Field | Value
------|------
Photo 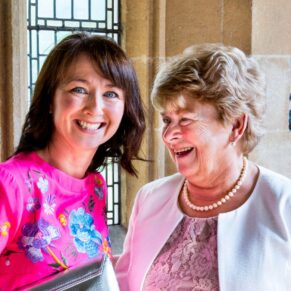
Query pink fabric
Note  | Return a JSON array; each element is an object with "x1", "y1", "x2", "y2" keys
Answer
[
  {"x1": 143, "y1": 216, "x2": 219, "y2": 291},
  {"x1": 0, "y1": 152, "x2": 112, "y2": 290}
]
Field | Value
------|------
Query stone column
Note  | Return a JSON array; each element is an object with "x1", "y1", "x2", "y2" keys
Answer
[
  {"x1": 0, "y1": 0, "x2": 28, "y2": 161},
  {"x1": 121, "y1": 0, "x2": 155, "y2": 226}
]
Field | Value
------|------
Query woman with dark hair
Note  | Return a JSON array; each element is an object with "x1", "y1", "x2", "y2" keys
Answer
[{"x1": 0, "y1": 32, "x2": 145, "y2": 289}]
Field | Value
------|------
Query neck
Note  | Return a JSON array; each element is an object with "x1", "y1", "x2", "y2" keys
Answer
[
  {"x1": 186, "y1": 155, "x2": 246, "y2": 201},
  {"x1": 183, "y1": 156, "x2": 248, "y2": 212},
  {"x1": 38, "y1": 144, "x2": 95, "y2": 179}
]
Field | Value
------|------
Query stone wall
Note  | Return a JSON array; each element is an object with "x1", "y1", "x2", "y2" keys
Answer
[
  {"x1": 122, "y1": 0, "x2": 291, "y2": 226},
  {"x1": 0, "y1": 0, "x2": 290, "y2": 227},
  {"x1": 249, "y1": 0, "x2": 291, "y2": 177}
]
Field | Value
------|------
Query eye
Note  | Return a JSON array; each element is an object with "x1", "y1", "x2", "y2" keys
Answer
[
  {"x1": 180, "y1": 117, "x2": 192, "y2": 126},
  {"x1": 71, "y1": 87, "x2": 88, "y2": 95},
  {"x1": 104, "y1": 91, "x2": 119, "y2": 99},
  {"x1": 162, "y1": 117, "x2": 171, "y2": 125}
]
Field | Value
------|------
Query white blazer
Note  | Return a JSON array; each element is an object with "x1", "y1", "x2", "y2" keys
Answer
[{"x1": 116, "y1": 166, "x2": 291, "y2": 291}]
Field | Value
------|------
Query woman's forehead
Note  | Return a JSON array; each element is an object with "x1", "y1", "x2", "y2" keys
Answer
[
  {"x1": 161, "y1": 96, "x2": 219, "y2": 118},
  {"x1": 58, "y1": 54, "x2": 114, "y2": 85},
  {"x1": 162, "y1": 94, "x2": 200, "y2": 111}
]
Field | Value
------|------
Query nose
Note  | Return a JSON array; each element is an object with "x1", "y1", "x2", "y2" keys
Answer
[
  {"x1": 84, "y1": 92, "x2": 104, "y2": 116},
  {"x1": 162, "y1": 123, "x2": 182, "y2": 144}
]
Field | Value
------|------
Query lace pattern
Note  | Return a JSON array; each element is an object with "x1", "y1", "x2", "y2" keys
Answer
[{"x1": 143, "y1": 216, "x2": 219, "y2": 291}]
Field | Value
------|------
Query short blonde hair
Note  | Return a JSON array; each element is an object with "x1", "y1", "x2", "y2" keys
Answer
[{"x1": 151, "y1": 43, "x2": 266, "y2": 154}]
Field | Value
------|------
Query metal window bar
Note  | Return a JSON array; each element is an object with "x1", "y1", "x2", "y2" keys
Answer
[{"x1": 26, "y1": 0, "x2": 121, "y2": 225}]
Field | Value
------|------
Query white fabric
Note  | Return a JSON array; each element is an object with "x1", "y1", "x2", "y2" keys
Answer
[{"x1": 115, "y1": 166, "x2": 291, "y2": 291}]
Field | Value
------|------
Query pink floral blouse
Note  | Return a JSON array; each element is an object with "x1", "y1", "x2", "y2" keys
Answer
[
  {"x1": 0, "y1": 152, "x2": 112, "y2": 290},
  {"x1": 143, "y1": 216, "x2": 219, "y2": 290}
]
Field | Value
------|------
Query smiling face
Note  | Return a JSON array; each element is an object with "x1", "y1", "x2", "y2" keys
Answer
[
  {"x1": 161, "y1": 95, "x2": 234, "y2": 184},
  {"x1": 50, "y1": 54, "x2": 125, "y2": 155}
]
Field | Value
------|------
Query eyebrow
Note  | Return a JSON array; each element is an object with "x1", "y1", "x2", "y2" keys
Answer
[
  {"x1": 160, "y1": 109, "x2": 182, "y2": 116},
  {"x1": 106, "y1": 83, "x2": 120, "y2": 89},
  {"x1": 61, "y1": 77, "x2": 120, "y2": 89},
  {"x1": 62, "y1": 77, "x2": 89, "y2": 85}
]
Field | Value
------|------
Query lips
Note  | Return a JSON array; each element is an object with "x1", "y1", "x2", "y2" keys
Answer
[
  {"x1": 76, "y1": 120, "x2": 105, "y2": 131},
  {"x1": 174, "y1": 147, "x2": 193, "y2": 156}
]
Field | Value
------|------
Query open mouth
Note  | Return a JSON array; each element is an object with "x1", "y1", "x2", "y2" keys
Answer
[
  {"x1": 76, "y1": 120, "x2": 105, "y2": 132},
  {"x1": 174, "y1": 147, "x2": 193, "y2": 157}
]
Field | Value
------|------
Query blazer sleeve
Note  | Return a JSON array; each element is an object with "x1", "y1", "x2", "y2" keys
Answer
[{"x1": 115, "y1": 188, "x2": 142, "y2": 291}]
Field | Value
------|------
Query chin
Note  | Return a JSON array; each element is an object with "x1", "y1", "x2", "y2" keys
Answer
[
  {"x1": 76, "y1": 142, "x2": 101, "y2": 152},
  {"x1": 176, "y1": 165, "x2": 196, "y2": 178}
]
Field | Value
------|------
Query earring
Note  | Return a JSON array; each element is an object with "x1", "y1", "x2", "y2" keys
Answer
[{"x1": 231, "y1": 141, "x2": 236, "y2": 147}]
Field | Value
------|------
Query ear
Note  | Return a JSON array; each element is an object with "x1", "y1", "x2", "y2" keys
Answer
[{"x1": 230, "y1": 113, "x2": 248, "y2": 145}]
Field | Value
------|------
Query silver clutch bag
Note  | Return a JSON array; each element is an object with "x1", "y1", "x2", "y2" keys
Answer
[{"x1": 18, "y1": 255, "x2": 120, "y2": 291}]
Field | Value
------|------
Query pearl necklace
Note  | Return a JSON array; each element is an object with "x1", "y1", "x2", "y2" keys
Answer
[{"x1": 183, "y1": 157, "x2": 248, "y2": 212}]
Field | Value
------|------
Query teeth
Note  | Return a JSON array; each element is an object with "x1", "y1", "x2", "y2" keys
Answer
[
  {"x1": 174, "y1": 147, "x2": 192, "y2": 154},
  {"x1": 79, "y1": 121, "x2": 101, "y2": 131}
]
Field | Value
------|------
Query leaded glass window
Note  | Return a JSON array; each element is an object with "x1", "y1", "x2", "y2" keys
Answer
[{"x1": 27, "y1": 0, "x2": 121, "y2": 225}]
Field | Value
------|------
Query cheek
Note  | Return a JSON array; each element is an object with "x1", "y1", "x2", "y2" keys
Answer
[
  {"x1": 62, "y1": 96, "x2": 82, "y2": 108},
  {"x1": 53, "y1": 96, "x2": 81, "y2": 116},
  {"x1": 109, "y1": 103, "x2": 125, "y2": 122},
  {"x1": 188, "y1": 125, "x2": 210, "y2": 141}
]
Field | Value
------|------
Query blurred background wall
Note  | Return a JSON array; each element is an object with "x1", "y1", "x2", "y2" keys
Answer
[{"x1": 0, "y1": 0, "x2": 290, "y2": 228}]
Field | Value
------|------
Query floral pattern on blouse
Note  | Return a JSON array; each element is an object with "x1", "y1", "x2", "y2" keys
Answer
[
  {"x1": 0, "y1": 221, "x2": 11, "y2": 237},
  {"x1": 94, "y1": 176, "x2": 105, "y2": 200},
  {"x1": 69, "y1": 207, "x2": 103, "y2": 258},
  {"x1": 102, "y1": 236, "x2": 113, "y2": 259},
  {"x1": 43, "y1": 194, "x2": 56, "y2": 215},
  {"x1": 17, "y1": 218, "x2": 61, "y2": 263},
  {"x1": 37, "y1": 177, "x2": 49, "y2": 194},
  {"x1": 0, "y1": 152, "x2": 111, "y2": 290},
  {"x1": 144, "y1": 216, "x2": 219, "y2": 291},
  {"x1": 26, "y1": 197, "x2": 41, "y2": 212},
  {"x1": 16, "y1": 167, "x2": 107, "y2": 265},
  {"x1": 58, "y1": 213, "x2": 68, "y2": 226}
]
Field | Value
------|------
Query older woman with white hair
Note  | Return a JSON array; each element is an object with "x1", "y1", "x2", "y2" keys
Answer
[{"x1": 115, "y1": 44, "x2": 291, "y2": 290}]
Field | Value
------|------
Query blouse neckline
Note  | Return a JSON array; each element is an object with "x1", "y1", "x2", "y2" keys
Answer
[{"x1": 13, "y1": 151, "x2": 98, "y2": 193}]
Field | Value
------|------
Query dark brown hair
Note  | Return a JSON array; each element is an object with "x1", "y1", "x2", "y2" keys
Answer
[{"x1": 15, "y1": 32, "x2": 146, "y2": 175}]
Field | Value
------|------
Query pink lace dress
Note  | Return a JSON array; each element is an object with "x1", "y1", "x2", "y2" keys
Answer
[{"x1": 143, "y1": 216, "x2": 219, "y2": 291}]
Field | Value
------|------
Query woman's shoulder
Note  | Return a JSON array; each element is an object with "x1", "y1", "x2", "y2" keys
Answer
[
  {"x1": 0, "y1": 152, "x2": 36, "y2": 179},
  {"x1": 0, "y1": 151, "x2": 36, "y2": 169},
  {"x1": 141, "y1": 173, "x2": 183, "y2": 191},
  {"x1": 136, "y1": 173, "x2": 184, "y2": 202},
  {"x1": 0, "y1": 154, "x2": 32, "y2": 206},
  {"x1": 130, "y1": 173, "x2": 184, "y2": 217},
  {"x1": 258, "y1": 165, "x2": 291, "y2": 191}
]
